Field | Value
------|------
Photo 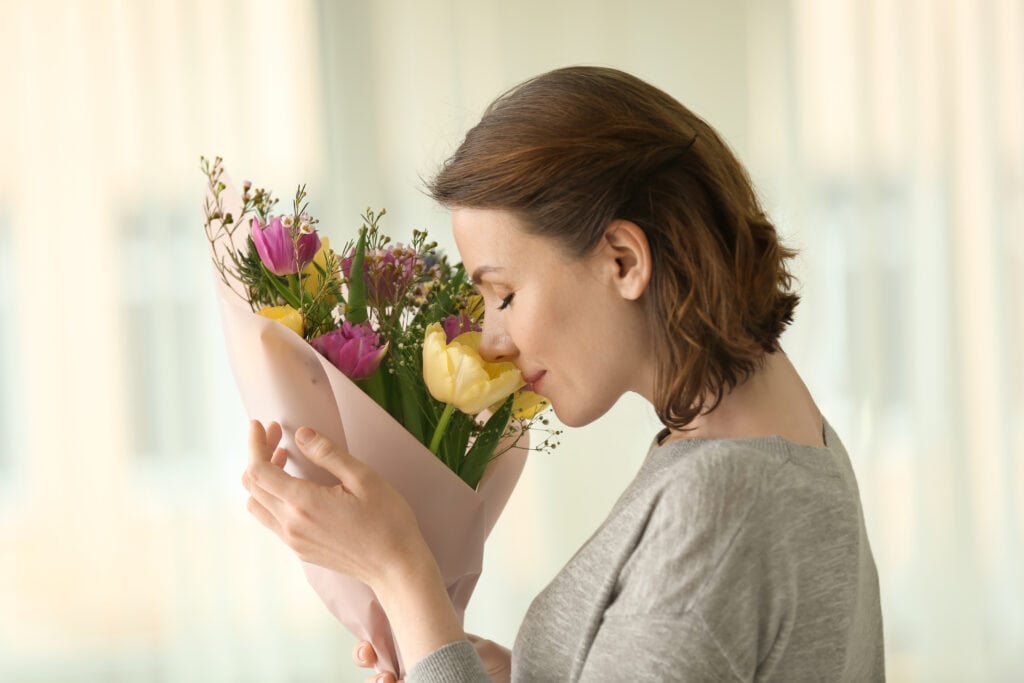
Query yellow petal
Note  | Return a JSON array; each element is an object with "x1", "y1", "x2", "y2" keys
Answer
[
  {"x1": 422, "y1": 322, "x2": 455, "y2": 404},
  {"x1": 452, "y1": 330, "x2": 481, "y2": 350},
  {"x1": 301, "y1": 237, "x2": 339, "y2": 300},
  {"x1": 257, "y1": 305, "x2": 304, "y2": 336},
  {"x1": 512, "y1": 390, "x2": 550, "y2": 419},
  {"x1": 445, "y1": 332, "x2": 522, "y2": 412},
  {"x1": 473, "y1": 365, "x2": 526, "y2": 414},
  {"x1": 448, "y1": 343, "x2": 496, "y2": 413}
]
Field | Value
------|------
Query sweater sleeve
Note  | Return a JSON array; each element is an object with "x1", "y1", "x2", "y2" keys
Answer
[{"x1": 405, "y1": 640, "x2": 490, "y2": 683}]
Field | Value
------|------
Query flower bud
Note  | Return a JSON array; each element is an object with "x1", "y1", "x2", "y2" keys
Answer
[
  {"x1": 251, "y1": 216, "x2": 321, "y2": 276},
  {"x1": 422, "y1": 322, "x2": 523, "y2": 415},
  {"x1": 256, "y1": 305, "x2": 304, "y2": 336},
  {"x1": 311, "y1": 321, "x2": 388, "y2": 380},
  {"x1": 441, "y1": 312, "x2": 480, "y2": 343}
]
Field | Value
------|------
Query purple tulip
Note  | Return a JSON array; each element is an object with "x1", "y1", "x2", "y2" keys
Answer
[
  {"x1": 341, "y1": 244, "x2": 422, "y2": 307},
  {"x1": 251, "y1": 216, "x2": 321, "y2": 276},
  {"x1": 441, "y1": 312, "x2": 481, "y2": 343},
  {"x1": 311, "y1": 321, "x2": 388, "y2": 380}
]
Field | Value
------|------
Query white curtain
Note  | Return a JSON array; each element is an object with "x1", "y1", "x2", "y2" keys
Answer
[
  {"x1": 0, "y1": 1, "x2": 1019, "y2": 680},
  {"x1": 745, "y1": 1, "x2": 1023, "y2": 678}
]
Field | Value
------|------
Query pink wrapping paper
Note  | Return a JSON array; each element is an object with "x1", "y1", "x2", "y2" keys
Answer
[{"x1": 208, "y1": 180, "x2": 527, "y2": 677}]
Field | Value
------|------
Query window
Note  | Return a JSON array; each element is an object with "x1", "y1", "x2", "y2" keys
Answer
[
  {"x1": 0, "y1": 213, "x2": 15, "y2": 486},
  {"x1": 120, "y1": 203, "x2": 209, "y2": 464}
]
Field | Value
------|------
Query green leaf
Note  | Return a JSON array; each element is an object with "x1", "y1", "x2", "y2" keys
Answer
[
  {"x1": 358, "y1": 368, "x2": 388, "y2": 409},
  {"x1": 379, "y1": 360, "x2": 405, "y2": 424},
  {"x1": 460, "y1": 396, "x2": 513, "y2": 490},
  {"x1": 347, "y1": 225, "x2": 368, "y2": 323},
  {"x1": 444, "y1": 410, "x2": 474, "y2": 472},
  {"x1": 399, "y1": 378, "x2": 426, "y2": 445},
  {"x1": 258, "y1": 260, "x2": 302, "y2": 309}
]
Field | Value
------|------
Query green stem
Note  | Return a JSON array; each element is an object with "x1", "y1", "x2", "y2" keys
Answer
[
  {"x1": 259, "y1": 261, "x2": 302, "y2": 309},
  {"x1": 429, "y1": 403, "x2": 457, "y2": 456},
  {"x1": 359, "y1": 370, "x2": 387, "y2": 409}
]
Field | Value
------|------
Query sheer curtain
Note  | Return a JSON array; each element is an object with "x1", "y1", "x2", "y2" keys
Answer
[
  {"x1": 0, "y1": 0, "x2": 1019, "y2": 680},
  {"x1": 745, "y1": 1, "x2": 1023, "y2": 678}
]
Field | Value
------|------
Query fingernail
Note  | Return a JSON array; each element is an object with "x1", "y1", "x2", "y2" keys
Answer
[
  {"x1": 296, "y1": 427, "x2": 315, "y2": 444},
  {"x1": 357, "y1": 644, "x2": 370, "y2": 662}
]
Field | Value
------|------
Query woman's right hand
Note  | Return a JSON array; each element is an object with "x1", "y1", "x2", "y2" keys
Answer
[{"x1": 352, "y1": 634, "x2": 511, "y2": 683}]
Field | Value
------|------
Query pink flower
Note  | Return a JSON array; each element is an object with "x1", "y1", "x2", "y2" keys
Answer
[
  {"x1": 311, "y1": 321, "x2": 388, "y2": 380},
  {"x1": 251, "y1": 216, "x2": 321, "y2": 276},
  {"x1": 342, "y1": 245, "x2": 422, "y2": 307},
  {"x1": 441, "y1": 312, "x2": 481, "y2": 343}
]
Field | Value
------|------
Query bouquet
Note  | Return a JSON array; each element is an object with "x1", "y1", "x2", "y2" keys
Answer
[{"x1": 200, "y1": 157, "x2": 559, "y2": 677}]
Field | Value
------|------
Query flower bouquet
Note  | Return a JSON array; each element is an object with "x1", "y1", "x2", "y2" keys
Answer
[{"x1": 200, "y1": 157, "x2": 559, "y2": 677}]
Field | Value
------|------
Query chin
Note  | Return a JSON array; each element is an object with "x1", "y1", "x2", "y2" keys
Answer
[{"x1": 551, "y1": 399, "x2": 615, "y2": 429}]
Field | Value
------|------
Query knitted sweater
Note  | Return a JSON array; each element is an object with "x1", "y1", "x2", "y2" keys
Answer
[{"x1": 408, "y1": 421, "x2": 885, "y2": 681}]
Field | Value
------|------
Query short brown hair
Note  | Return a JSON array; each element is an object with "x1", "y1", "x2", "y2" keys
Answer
[{"x1": 430, "y1": 66, "x2": 799, "y2": 430}]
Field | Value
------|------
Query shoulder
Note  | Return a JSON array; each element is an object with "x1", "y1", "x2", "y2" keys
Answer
[
  {"x1": 646, "y1": 434, "x2": 850, "y2": 530},
  {"x1": 611, "y1": 437, "x2": 845, "y2": 616},
  {"x1": 608, "y1": 440, "x2": 789, "y2": 611},
  {"x1": 648, "y1": 438, "x2": 791, "y2": 523},
  {"x1": 601, "y1": 433, "x2": 880, "y2": 677}
]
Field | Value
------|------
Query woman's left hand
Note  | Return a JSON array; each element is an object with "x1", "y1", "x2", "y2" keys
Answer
[{"x1": 241, "y1": 420, "x2": 425, "y2": 587}]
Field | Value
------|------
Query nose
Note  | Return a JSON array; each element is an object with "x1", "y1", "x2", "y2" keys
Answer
[{"x1": 477, "y1": 325, "x2": 517, "y2": 363}]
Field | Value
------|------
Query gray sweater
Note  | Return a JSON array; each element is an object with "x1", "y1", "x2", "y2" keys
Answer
[{"x1": 408, "y1": 422, "x2": 885, "y2": 681}]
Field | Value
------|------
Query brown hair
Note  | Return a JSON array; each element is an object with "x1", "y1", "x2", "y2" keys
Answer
[{"x1": 430, "y1": 66, "x2": 799, "y2": 430}]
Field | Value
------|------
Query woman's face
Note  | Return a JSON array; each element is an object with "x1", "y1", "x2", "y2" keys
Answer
[{"x1": 451, "y1": 208, "x2": 655, "y2": 427}]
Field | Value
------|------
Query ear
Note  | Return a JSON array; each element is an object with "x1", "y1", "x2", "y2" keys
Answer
[{"x1": 599, "y1": 220, "x2": 652, "y2": 300}]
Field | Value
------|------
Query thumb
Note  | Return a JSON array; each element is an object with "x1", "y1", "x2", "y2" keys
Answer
[{"x1": 295, "y1": 427, "x2": 358, "y2": 479}]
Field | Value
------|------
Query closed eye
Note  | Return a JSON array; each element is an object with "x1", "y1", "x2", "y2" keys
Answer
[{"x1": 498, "y1": 293, "x2": 515, "y2": 310}]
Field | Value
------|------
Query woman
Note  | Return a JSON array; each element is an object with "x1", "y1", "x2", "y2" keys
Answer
[{"x1": 242, "y1": 66, "x2": 885, "y2": 682}]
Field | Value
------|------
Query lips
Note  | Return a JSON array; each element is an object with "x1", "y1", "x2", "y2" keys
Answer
[{"x1": 522, "y1": 370, "x2": 546, "y2": 393}]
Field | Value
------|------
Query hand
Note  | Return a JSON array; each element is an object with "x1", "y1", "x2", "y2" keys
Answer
[
  {"x1": 241, "y1": 420, "x2": 427, "y2": 587},
  {"x1": 352, "y1": 634, "x2": 511, "y2": 683},
  {"x1": 352, "y1": 639, "x2": 401, "y2": 683}
]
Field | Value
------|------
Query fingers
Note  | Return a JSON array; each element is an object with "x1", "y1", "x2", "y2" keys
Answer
[
  {"x1": 248, "y1": 461, "x2": 303, "y2": 502},
  {"x1": 245, "y1": 494, "x2": 283, "y2": 536},
  {"x1": 246, "y1": 475, "x2": 288, "y2": 520},
  {"x1": 353, "y1": 640, "x2": 377, "y2": 667},
  {"x1": 249, "y1": 420, "x2": 273, "y2": 465},
  {"x1": 245, "y1": 421, "x2": 298, "y2": 498},
  {"x1": 271, "y1": 446, "x2": 288, "y2": 469},
  {"x1": 242, "y1": 421, "x2": 298, "y2": 541},
  {"x1": 295, "y1": 427, "x2": 364, "y2": 487},
  {"x1": 354, "y1": 641, "x2": 399, "y2": 683},
  {"x1": 473, "y1": 638, "x2": 512, "y2": 679},
  {"x1": 266, "y1": 421, "x2": 283, "y2": 451}
]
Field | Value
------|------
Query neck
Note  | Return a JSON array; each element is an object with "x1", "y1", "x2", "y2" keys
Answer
[{"x1": 657, "y1": 352, "x2": 824, "y2": 448}]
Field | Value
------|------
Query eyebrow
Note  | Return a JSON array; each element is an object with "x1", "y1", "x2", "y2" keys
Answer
[{"x1": 470, "y1": 265, "x2": 504, "y2": 285}]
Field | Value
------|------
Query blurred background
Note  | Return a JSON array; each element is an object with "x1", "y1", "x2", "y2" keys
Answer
[{"x1": 0, "y1": 0, "x2": 1021, "y2": 680}]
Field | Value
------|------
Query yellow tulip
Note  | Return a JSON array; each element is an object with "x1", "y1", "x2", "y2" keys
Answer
[
  {"x1": 257, "y1": 305, "x2": 304, "y2": 336},
  {"x1": 301, "y1": 237, "x2": 339, "y2": 300},
  {"x1": 422, "y1": 322, "x2": 524, "y2": 415},
  {"x1": 511, "y1": 390, "x2": 550, "y2": 419}
]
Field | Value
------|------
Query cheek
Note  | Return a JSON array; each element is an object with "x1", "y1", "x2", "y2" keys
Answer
[{"x1": 518, "y1": 298, "x2": 570, "y2": 354}]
